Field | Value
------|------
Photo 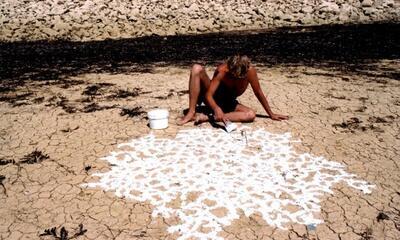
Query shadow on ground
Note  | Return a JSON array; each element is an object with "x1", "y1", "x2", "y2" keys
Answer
[{"x1": 0, "y1": 22, "x2": 399, "y2": 93}]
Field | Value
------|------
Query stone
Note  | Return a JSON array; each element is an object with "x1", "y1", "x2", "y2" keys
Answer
[
  {"x1": 301, "y1": 6, "x2": 313, "y2": 14},
  {"x1": 362, "y1": 0, "x2": 374, "y2": 7},
  {"x1": 364, "y1": 7, "x2": 377, "y2": 15},
  {"x1": 319, "y1": 2, "x2": 340, "y2": 13}
]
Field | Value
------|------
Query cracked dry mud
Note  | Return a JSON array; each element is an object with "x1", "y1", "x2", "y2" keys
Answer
[{"x1": 1, "y1": 62, "x2": 400, "y2": 240}]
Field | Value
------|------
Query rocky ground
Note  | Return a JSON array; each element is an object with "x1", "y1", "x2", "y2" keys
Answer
[
  {"x1": 1, "y1": 23, "x2": 400, "y2": 239},
  {"x1": 1, "y1": 0, "x2": 399, "y2": 41}
]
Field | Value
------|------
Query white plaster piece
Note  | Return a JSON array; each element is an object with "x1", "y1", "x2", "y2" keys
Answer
[{"x1": 83, "y1": 127, "x2": 374, "y2": 239}]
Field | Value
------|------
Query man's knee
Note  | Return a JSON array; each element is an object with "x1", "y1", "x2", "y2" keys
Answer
[
  {"x1": 245, "y1": 109, "x2": 256, "y2": 121},
  {"x1": 191, "y1": 64, "x2": 204, "y2": 74}
]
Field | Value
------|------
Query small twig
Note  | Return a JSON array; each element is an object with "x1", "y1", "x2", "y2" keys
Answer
[
  {"x1": 241, "y1": 130, "x2": 248, "y2": 145},
  {"x1": 50, "y1": 159, "x2": 76, "y2": 175},
  {"x1": 0, "y1": 175, "x2": 7, "y2": 196},
  {"x1": 11, "y1": 163, "x2": 22, "y2": 185}
]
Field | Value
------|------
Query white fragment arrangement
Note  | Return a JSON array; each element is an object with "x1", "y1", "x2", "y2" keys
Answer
[{"x1": 83, "y1": 127, "x2": 374, "y2": 239}]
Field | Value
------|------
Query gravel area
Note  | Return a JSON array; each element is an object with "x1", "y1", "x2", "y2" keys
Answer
[{"x1": 1, "y1": 0, "x2": 399, "y2": 41}]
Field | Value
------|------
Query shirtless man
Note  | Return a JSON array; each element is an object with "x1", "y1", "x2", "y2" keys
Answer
[{"x1": 179, "y1": 55, "x2": 288, "y2": 125}]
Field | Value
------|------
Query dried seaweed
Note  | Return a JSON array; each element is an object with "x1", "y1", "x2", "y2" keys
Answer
[
  {"x1": 32, "y1": 96, "x2": 45, "y2": 104},
  {"x1": 46, "y1": 95, "x2": 77, "y2": 113},
  {"x1": 355, "y1": 106, "x2": 367, "y2": 112},
  {"x1": 377, "y1": 212, "x2": 390, "y2": 222},
  {"x1": 332, "y1": 117, "x2": 363, "y2": 131},
  {"x1": 82, "y1": 85, "x2": 101, "y2": 96},
  {"x1": 84, "y1": 165, "x2": 92, "y2": 172},
  {"x1": 155, "y1": 89, "x2": 174, "y2": 99},
  {"x1": 60, "y1": 126, "x2": 79, "y2": 133},
  {"x1": 0, "y1": 92, "x2": 33, "y2": 106},
  {"x1": 59, "y1": 79, "x2": 85, "y2": 89},
  {"x1": 82, "y1": 103, "x2": 116, "y2": 113},
  {"x1": 177, "y1": 90, "x2": 189, "y2": 96},
  {"x1": 360, "y1": 227, "x2": 373, "y2": 240},
  {"x1": 368, "y1": 116, "x2": 389, "y2": 123},
  {"x1": 20, "y1": 150, "x2": 49, "y2": 164},
  {"x1": 39, "y1": 224, "x2": 87, "y2": 240},
  {"x1": 331, "y1": 117, "x2": 386, "y2": 133},
  {"x1": 0, "y1": 159, "x2": 15, "y2": 166},
  {"x1": 82, "y1": 83, "x2": 114, "y2": 96},
  {"x1": 132, "y1": 230, "x2": 147, "y2": 238},
  {"x1": 0, "y1": 175, "x2": 6, "y2": 195},
  {"x1": 120, "y1": 107, "x2": 145, "y2": 118},
  {"x1": 323, "y1": 93, "x2": 347, "y2": 100},
  {"x1": 326, "y1": 106, "x2": 338, "y2": 111},
  {"x1": 108, "y1": 88, "x2": 141, "y2": 99}
]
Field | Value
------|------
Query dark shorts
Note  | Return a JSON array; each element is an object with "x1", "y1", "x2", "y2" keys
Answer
[{"x1": 197, "y1": 84, "x2": 239, "y2": 113}]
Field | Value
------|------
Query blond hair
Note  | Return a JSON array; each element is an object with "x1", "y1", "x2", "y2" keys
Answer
[{"x1": 226, "y1": 55, "x2": 250, "y2": 78}]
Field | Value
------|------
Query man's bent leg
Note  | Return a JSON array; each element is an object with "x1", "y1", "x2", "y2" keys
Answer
[
  {"x1": 178, "y1": 64, "x2": 211, "y2": 125},
  {"x1": 224, "y1": 104, "x2": 256, "y2": 122}
]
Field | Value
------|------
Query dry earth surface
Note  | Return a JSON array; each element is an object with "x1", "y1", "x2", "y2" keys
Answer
[
  {"x1": 1, "y1": 24, "x2": 400, "y2": 239},
  {"x1": 1, "y1": 63, "x2": 400, "y2": 240}
]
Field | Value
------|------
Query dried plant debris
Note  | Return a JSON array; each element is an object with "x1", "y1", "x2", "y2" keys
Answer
[
  {"x1": 82, "y1": 83, "x2": 114, "y2": 96},
  {"x1": 32, "y1": 96, "x2": 45, "y2": 104},
  {"x1": 120, "y1": 107, "x2": 146, "y2": 118},
  {"x1": 177, "y1": 90, "x2": 189, "y2": 96},
  {"x1": 326, "y1": 106, "x2": 338, "y2": 111},
  {"x1": 368, "y1": 116, "x2": 394, "y2": 124},
  {"x1": 333, "y1": 117, "x2": 386, "y2": 133},
  {"x1": 360, "y1": 227, "x2": 373, "y2": 240},
  {"x1": 46, "y1": 95, "x2": 77, "y2": 113},
  {"x1": 39, "y1": 224, "x2": 87, "y2": 240},
  {"x1": 0, "y1": 92, "x2": 33, "y2": 106},
  {"x1": 0, "y1": 85, "x2": 13, "y2": 93},
  {"x1": 0, "y1": 175, "x2": 6, "y2": 195},
  {"x1": 82, "y1": 103, "x2": 117, "y2": 113},
  {"x1": 59, "y1": 79, "x2": 85, "y2": 89},
  {"x1": 108, "y1": 88, "x2": 141, "y2": 99},
  {"x1": 155, "y1": 89, "x2": 184, "y2": 99},
  {"x1": 20, "y1": 150, "x2": 49, "y2": 164},
  {"x1": 355, "y1": 106, "x2": 367, "y2": 112},
  {"x1": 61, "y1": 126, "x2": 79, "y2": 133},
  {"x1": 0, "y1": 150, "x2": 49, "y2": 166},
  {"x1": 132, "y1": 230, "x2": 147, "y2": 238},
  {"x1": 332, "y1": 117, "x2": 363, "y2": 132},
  {"x1": 84, "y1": 165, "x2": 92, "y2": 172},
  {"x1": 377, "y1": 212, "x2": 390, "y2": 222},
  {"x1": 0, "y1": 158, "x2": 15, "y2": 166},
  {"x1": 323, "y1": 93, "x2": 347, "y2": 100}
]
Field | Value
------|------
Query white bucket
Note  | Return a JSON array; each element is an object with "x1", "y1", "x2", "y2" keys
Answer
[{"x1": 148, "y1": 109, "x2": 169, "y2": 129}]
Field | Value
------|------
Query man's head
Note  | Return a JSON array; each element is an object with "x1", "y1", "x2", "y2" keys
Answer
[{"x1": 226, "y1": 55, "x2": 250, "y2": 79}]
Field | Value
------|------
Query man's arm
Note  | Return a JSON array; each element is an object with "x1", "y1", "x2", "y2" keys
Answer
[
  {"x1": 248, "y1": 67, "x2": 288, "y2": 121},
  {"x1": 205, "y1": 70, "x2": 228, "y2": 123}
]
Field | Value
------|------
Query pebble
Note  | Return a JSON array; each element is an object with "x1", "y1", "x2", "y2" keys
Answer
[{"x1": 0, "y1": 0, "x2": 398, "y2": 41}]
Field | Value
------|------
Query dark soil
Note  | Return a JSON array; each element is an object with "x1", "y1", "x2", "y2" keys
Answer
[{"x1": 1, "y1": 23, "x2": 399, "y2": 89}]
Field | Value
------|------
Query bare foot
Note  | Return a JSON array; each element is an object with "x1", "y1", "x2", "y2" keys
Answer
[
  {"x1": 177, "y1": 111, "x2": 196, "y2": 125},
  {"x1": 194, "y1": 113, "x2": 209, "y2": 125}
]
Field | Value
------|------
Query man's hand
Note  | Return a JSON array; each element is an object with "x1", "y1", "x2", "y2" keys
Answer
[
  {"x1": 270, "y1": 113, "x2": 289, "y2": 121},
  {"x1": 214, "y1": 107, "x2": 228, "y2": 124}
]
